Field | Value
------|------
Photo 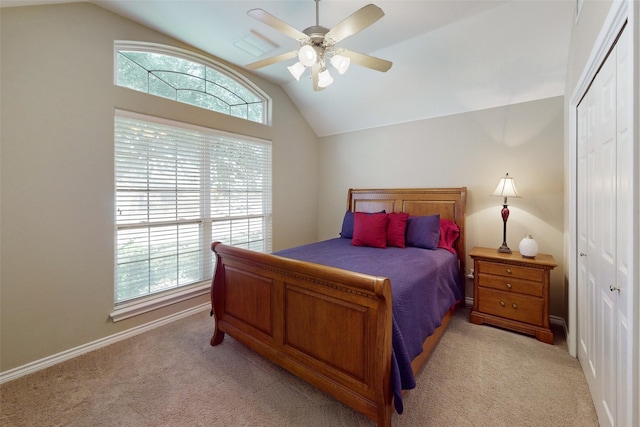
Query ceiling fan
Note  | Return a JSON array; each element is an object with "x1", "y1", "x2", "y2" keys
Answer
[{"x1": 245, "y1": 0, "x2": 393, "y2": 91}]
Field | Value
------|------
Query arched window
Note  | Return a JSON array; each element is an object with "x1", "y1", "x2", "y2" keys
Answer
[
  {"x1": 111, "y1": 42, "x2": 272, "y2": 321},
  {"x1": 115, "y1": 42, "x2": 269, "y2": 124}
]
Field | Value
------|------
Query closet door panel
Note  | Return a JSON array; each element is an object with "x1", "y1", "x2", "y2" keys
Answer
[
  {"x1": 577, "y1": 99, "x2": 592, "y2": 372},
  {"x1": 593, "y1": 46, "x2": 618, "y2": 427},
  {"x1": 615, "y1": 27, "x2": 632, "y2": 427}
]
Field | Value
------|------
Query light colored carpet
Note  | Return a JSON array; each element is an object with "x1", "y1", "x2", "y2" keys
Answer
[{"x1": 1, "y1": 307, "x2": 598, "y2": 426}]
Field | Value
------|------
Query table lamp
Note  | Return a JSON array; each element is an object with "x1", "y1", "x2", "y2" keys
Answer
[{"x1": 492, "y1": 173, "x2": 521, "y2": 254}]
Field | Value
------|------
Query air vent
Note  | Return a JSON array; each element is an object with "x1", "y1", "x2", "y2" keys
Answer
[{"x1": 234, "y1": 31, "x2": 278, "y2": 57}]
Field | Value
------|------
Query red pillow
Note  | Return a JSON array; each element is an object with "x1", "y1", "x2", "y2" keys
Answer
[
  {"x1": 387, "y1": 212, "x2": 409, "y2": 248},
  {"x1": 352, "y1": 212, "x2": 388, "y2": 248},
  {"x1": 438, "y1": 219, "x2": 460, "y2": 254}
]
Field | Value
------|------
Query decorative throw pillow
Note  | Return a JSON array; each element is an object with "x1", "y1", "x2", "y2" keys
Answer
[
  {"x1": 352, "y1": 212, "x2": 388, "y2": 248},
  {"x1": 387, "y1": 212, "x2": 409, "y2": 248},
  {"x1": 438, "y1": 219, "x2": 460, "y2": 254},
  {"x1": 340, "y1": 211, "x2": 355, "y2": 238},
  {"x1": 405, "y1": 214, "x2": 441, "y2": 249},
  {"x1": 340, "y1": 210, "x2": 385, "y2": 238}
]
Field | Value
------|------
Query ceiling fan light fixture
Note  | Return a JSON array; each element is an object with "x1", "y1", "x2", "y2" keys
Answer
[
  {"x1": 330, "y1": 54, "x2": 350, "y2": 75},
  {"x1": 298, "y1": 44, "x2": 317, "y2": 67},
  {"x1": 246, "y1": 2, "x2": 392, "y2": 91},
  {"x1": 318, "y1": 68, "x2": 334, "y2": 88},
  {"x1": 287, "y1": 61, "x2": 306, "y2": 80}
]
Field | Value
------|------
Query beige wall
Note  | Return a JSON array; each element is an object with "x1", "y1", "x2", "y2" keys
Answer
[
  {"x1": 1, "y1": 1, "x2": 577, "y2": 374},
  {"x1": 317, "y1": 97, "x2": 566, "y2": 317},
  {"x1": 0, "y1": 3, "x2": 319, "y2": 372},
  {"x1": 565, "y1": 0, "x2": 615, "y2": 93}
]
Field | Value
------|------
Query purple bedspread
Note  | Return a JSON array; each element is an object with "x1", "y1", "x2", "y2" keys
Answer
[{"x1": 274, "y1": 238, "x2": 463, "y2": 413}]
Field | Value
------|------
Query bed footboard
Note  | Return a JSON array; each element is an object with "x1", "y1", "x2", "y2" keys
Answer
[{"x1": 210, "y1": 242, "x2": 395, "y2": 426}]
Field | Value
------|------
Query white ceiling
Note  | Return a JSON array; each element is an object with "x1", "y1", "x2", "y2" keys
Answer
[{"x1": 4, "y1": 0, "x2": 576, "y2": 136}]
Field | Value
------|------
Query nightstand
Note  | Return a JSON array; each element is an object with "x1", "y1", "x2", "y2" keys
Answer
[{"x1": 469, "y1": 246, "x2": 557, "y2": 344}]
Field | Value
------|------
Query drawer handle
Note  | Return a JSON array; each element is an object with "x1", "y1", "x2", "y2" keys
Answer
[
  {"x1": 512, "y1": 303, "x2": 518, "y2": 309},
  {"x1": 506, "y1": 268, "x2": 512, "y2": 274},
  {"x1": 500, "y1": 301, "x2": 505, "y2": 307},
  {"x1": 506, "y1": 283, "x2": 512, "y2": 289}
]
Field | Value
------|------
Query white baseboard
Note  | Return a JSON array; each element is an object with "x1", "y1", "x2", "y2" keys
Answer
[{"x1": 0, "y1": 303, "x2": 210, "y2": 385}]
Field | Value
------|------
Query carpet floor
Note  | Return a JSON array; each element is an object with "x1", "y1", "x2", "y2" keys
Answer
[{"x1": 1, "y1": 307, "x2": 598, "y2": 426}]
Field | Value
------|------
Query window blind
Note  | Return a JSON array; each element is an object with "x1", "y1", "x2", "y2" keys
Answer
[{"x1": 115, "y1": 111, "x2": 271, "y2": 303}]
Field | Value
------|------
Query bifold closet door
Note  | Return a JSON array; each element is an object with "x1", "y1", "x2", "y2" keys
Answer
[
  {"x1": 576, "y1": 26, "x2": 632, "y2": 427},
  {"x1": 577, "y1": 41, "x2": 618, "y2": 427}
]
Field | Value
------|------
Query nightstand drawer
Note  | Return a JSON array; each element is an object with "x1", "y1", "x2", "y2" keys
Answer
[
  {"x1": 477, "y1": 274, "x2": 543, "y2": 297},
  {"x1": 477, "y1": 287, "x2": 543, "y2": 326},
  {"x1": 477, "y1": 260, "x2": 544, "y2": 282}
]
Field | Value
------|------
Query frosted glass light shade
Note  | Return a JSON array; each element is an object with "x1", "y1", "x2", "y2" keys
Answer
[
  {"x1": 298, "y1": 45, "x2": 317, "y2": 67},
  {"x1": 318, "y1": 69, "x2": 334, "y2": 88},
  {"x1": 287, "y1": 62, "x2": 305, "y2": 80},
  {"x1": 330, "y1": 54, "x2": 350, "y2": 75}
]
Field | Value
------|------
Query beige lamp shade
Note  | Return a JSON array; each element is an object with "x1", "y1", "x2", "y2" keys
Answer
[{"x1": 492, "y1": 173, "x2": 521, "y2": 199}]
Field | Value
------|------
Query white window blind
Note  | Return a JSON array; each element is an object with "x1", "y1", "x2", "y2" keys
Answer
[{"x1": 115, "y1": 110, "x2": 271, "y2": 303}]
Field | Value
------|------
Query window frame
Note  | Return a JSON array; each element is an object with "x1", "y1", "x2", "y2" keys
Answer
[
  {"x1": 111, "y1": 42, "x2": 272, "y2": 322},
  {"x1": 113, "y1": 41, "x2": 272, "y2": 126},
  {"x1": 111, "y1": 109, "x2": 272, "y2": 322}
]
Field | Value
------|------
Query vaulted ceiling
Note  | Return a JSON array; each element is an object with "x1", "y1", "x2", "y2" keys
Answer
[{"x1": 4, "y1": 1, "x2": 576, "y2": 136}]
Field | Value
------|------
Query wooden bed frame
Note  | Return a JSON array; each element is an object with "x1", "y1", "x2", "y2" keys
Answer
[{"x1": 210, "y1": 188, "x2": 467, "y2": 426}]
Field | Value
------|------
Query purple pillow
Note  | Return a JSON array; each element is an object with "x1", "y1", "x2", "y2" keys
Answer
[
  {"x1": 340, "y1": 211, "x2": 356, "y2": 238},
  {"x1": 340, "y1": 210, "x2": 385, "y2": 238},
  {"x1": 405, "y1": 214, "x2": 441, "y2": 249}
]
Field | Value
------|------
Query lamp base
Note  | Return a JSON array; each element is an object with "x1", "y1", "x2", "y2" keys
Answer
[{"x1": 497, "y1": 243, "x2": 512, "y2": 254}]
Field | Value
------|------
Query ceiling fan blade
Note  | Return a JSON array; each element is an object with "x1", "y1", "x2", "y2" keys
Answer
[
  {"x1": 248, "y1": 9, "x2": 309, "y2": 41},
  {"x1": 246, "y1": 50, "x2": 298, "y2": 70},
  {"x1": 325, "y1": 4, "x2": 385, "y2": 44},
  {"x1": 340, "y1": 49, "x2": 392, "y2": 72}
]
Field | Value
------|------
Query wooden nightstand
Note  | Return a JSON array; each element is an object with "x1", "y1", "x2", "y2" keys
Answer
[{"x1": 469, "y1": 246, "x2": 557, "y2": 344}]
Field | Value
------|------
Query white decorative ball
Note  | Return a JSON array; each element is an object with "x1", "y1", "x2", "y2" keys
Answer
[{"x1": 519, "y1": 235, "x2": 539, "y2": 259}]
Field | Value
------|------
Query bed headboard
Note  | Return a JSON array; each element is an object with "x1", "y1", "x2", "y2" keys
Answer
[{"x1": 347, "y1": 187, "x2": 467, "y2": 285}]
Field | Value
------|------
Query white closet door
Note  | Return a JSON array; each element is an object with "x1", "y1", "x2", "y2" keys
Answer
[
  {"x1": 577, "y1": 26, "x2": 633, "y2": 427},
  {"x1": 614, "y1": 26, "x2": 632, "y2": 427},
  {"x1": 593, "y1": 42, "x2": 618, "y2": 427},
  {"x1": 577, "y1": 87, "x2": 596, "y2": 391}
]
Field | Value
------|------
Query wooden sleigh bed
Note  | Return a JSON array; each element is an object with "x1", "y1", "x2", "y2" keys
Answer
[{"x1": 210, "y1": 188, "x2": 467, "y2": 426}]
